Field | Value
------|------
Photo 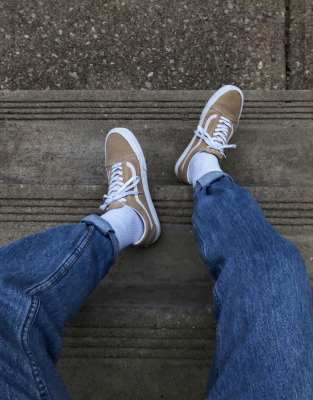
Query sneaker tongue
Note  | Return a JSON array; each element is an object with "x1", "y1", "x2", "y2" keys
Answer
[
  {"x1": 211, "y1": 103, "x2": 237, "y2": 123},
  {"x1": 202, "y1": 115, "x2": 219, "y2": 137}
]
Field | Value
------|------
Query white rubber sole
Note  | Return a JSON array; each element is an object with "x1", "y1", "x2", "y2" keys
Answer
[
  {"x1": 105, "y1": 127, "x2": 161, "y2": 244},
  {"x1": 174, "y1": 85, "x2": 244, "y2": 179}
]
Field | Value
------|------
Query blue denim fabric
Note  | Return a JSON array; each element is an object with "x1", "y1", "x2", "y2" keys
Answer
[
  {"x1": 1, "y1": 175, "x2": 313, "y2": 400},
  {"x1": 193, "y1": 172, "x2": 313, "y2": 400},
  {"x1": 0, "y1": 215, "x2": 118, "y2": 400}
]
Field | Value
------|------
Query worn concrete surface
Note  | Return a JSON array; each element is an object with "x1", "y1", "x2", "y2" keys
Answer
[
  {"x1": 287, "y1": 0, "x2": 313, "y2": 89},
  {"x1": 1, "y1": 90, "x2": 313, "y2": 187},
  {"x1": 0, "y1": 0, "x2": 286, "y2": 90},
  {"x1": 1, "y1": 90, "x2": 313, "y2": 399}
]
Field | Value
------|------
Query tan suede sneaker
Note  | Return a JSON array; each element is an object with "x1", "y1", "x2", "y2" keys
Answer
[
  {"x1": 175, "y1": 85, "x2": 244, "y2": 184},
  {"x1": 100, "y1": 128, "x2": 161, "y2": 246}
]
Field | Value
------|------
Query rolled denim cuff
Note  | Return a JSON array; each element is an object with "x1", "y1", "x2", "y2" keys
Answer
[
  {"x1": 196, "y1": 171, "x2": 233, "y2": 190},
  {"x1": 81, "y1": 214, "x2": 119, "y2": 261}
]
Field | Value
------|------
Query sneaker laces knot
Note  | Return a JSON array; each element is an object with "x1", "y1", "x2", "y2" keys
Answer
[
  {"x1": 100, "y1": 162, "x2": 140, "y2": 211},
  {"x1": 195, "y1": 116, "x2": 236, "y2": 158}
]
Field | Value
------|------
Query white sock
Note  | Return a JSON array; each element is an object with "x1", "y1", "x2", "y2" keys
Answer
[
  {"x1": 187, "y1": 152, "x2": 222, "y2": 187},
  {"x1": 101, "y1": 206, "x2": 144, "y2": 251}
]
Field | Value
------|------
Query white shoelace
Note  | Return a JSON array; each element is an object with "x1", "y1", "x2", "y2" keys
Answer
[
  {"x1": 195, "y1": 116, "x2": 236, "y2": 157},
  {"x1": 100, "y1": 162, "x2": 140, "y2": 211}
]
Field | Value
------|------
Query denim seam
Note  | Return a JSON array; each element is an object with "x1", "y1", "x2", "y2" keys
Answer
[
  {"x1": 27, "y1": 226, "x2": 94, "y2": 295},
  {"x1": 21, "y1": 225, "x2": 95, "y2": 400},
  {"x1": 192, "y1": 221, "x2": 211, "y2": 274},
  {"x1": 6, "y1": 382, "x2": 13, "y2": 400},
  {"x1": 21, "y1": 297, "x2": 48, "y2": 400}
]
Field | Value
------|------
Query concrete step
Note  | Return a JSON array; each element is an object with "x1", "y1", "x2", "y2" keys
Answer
[{"x1": 0, "y1": 90, "x2": 313, "y2": 399}]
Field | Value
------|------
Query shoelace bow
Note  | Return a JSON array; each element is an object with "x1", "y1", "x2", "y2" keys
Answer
[
  {"x1": 195, "y1": 116, "x2": 236, "y2": 157},
  {"x1": 100, "y1": 162, "x2": 140, "y2": 211}
]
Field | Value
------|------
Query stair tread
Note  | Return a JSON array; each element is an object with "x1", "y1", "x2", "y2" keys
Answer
[{"x1": 1, "y1": 90, "x2": 312, "y2": 399}]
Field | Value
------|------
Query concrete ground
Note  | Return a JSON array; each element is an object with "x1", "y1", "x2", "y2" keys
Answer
[
  {"x1": 1, "y1": 90, "x2": 313, "y2": 399},
  {"x1": 0, "y1": 0, "x2": 311, "y2": 90}
]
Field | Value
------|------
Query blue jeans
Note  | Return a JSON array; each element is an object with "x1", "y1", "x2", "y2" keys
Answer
[{"x1": 0, "y1": 173, "x2": 312, "y2": 399}]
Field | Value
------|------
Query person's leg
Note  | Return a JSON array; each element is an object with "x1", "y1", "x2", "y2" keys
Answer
[
  {"x1": 0, "y1": 127, "x2": 160, "y2": 400},
  {"x1": 0, "y1": 217, "x2": 118, "y2": 400},
  {"x1": 193, "y1": 172, "x2": 313, "y2": 400},
  {"x1": 175, "y1": 85, "x2": 313, "y2": 399}
]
